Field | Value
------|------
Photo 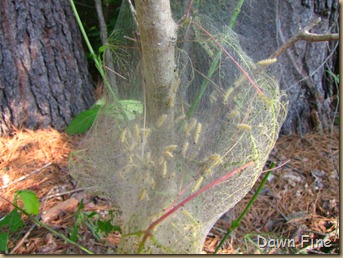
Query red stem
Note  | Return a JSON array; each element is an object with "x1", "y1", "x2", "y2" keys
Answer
[
  {"x1": 186, "y1": 0, "x2": 194, "y2": 18},
  {"x1": 138, "y1": 161, "x2": 254, "y2": 250}
]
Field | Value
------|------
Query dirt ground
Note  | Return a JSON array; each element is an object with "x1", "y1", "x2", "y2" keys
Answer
[{"x1": 0, "y1": 126, "x2": 339, "y2": 254}]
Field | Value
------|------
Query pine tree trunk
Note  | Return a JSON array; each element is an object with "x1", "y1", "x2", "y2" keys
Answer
[
  {"x1": 0, "y1": 0, "x2": 94, "y2": 135},
  {"x1": 232, "y1": 0, "x2": 339, "y2": 135}
]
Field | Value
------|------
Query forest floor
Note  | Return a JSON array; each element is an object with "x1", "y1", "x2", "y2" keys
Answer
[{"x1": 0, "y1": 126, "x2": 339, "y2": 254}]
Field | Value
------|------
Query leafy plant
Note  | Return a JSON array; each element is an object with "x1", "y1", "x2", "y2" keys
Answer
[
  {"x1": 66, "y1": 98, "x2": 143, "y2": 135},
  {"x1": 0, "y1": 190, "x2": 39, "y2": 253},
  {"x1": 68, "y1": 200, "x2": 121, "y2": 242}
]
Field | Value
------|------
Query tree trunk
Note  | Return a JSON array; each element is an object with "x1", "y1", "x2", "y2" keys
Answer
[
  {"x1": 135, "y1": 0, "x2": 178, "y2": 156},
  {"x1": 230, "y1": 0, "x2": 339, "y2": 135},
  {"x1": 0, "y1": 0, "x2": 94, "y2": 135}
]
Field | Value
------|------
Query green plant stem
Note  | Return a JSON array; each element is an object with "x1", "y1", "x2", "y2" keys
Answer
[
  {"x1": 69, "y1": 0, "x2": 130, "y2": 123},
  {"x1": 228, "y1": 0, "x2": 245, "y2": 28},
  {"x1": 214, "y1": 162, "x2": 276, "y2": 254},
  {"x1": 69, "y1": 0, "x2": 117, "y2": 101},
  {"x1": 187, "y1": 51, "x2": 221, "y2": 118},
  {"x1": 0, "y1": 195, "x2": 94, "y2": 254}
]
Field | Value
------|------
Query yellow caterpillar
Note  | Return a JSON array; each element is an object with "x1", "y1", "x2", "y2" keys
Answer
[
  {"x1": 237, "y1": 123, "x2": 252, "y2": 131},
  {"x1": 257, "y1": 58, "x2": 277, "y2": 67},
  {"x1": 120, "y1": 128, "x2": 127, "y2": 143},
  {"x1": 139, "y1": 188, "x2": 147, "y2": 201},
  {"x1": 227, "y1": 110, "x2": 240, "y2": 119},
  {"x1": 192, "y1": 176, "x2": 204, "y2": 192},
  {"x1": 184, "y1": 118, "x2": 197, "y2": 135},
  {"x1": 156, "y1": 114, "x2": 167, "y2": 128},
  {"x1": 175, "y1": 114, "x2": 186, "y2": 123},
  {"x1": 172, "y1": 77, "x2": 181, "y2": 93},
  {"x1": 168, "y1": 95, "x2": 175, "y2": 107},
  {"x1": 194, "y1": 122, "x2": 202, "y2": 144},
  {"x1": 134, "y1": 124, "x2": 140, "y2": 141},
  {"x1": 164, "y1": 145, "x2": 178, "y2": 152},
  {"x1": 142, "y1": 128, "x2": 151, "y2": 142},
  {"x1": 223, "y1": 87, "x2": 234, "y2": 104},
  {"x1": 162, "y1": 161, "x2": 167, "y2": 177},
  {"x1": 181, "y1": 141, "x2": 189, "y2": 158}
]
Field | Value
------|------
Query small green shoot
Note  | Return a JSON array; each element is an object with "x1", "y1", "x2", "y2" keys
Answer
[
  {"x1": 0, "y1": 190, "x2": 39, "y2": 253},
  {"x1": 68, "y1": 200, "x2": 121, "y2": 243},
  {"x1": 214, "y1": 162, "x2": 276, "y2": 254}
]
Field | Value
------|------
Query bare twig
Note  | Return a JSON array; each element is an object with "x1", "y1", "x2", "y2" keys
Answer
[
  {"x1": 261, "y1": 159, "x2": 291, "y2": 173},
  {"x1": 270, "y1": 17, "x2": 339, "y2": 59},
  {"x1": 95, "y1": 0, "x2": 108, "y2": 45},
  {"x1": 127, "y1": 0, "x2": 138, "y2": 27},
  {"x1": 10, "y1": 223, "x2": 36, "y2": 254},
  {"x1": 0, "y1": 163, "x2": 52, "y2": 190}
]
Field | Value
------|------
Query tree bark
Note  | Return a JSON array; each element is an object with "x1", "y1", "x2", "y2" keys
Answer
[
  {"x1": 135, "y1": 0, "x2": 178, "y2": 154},
  {"x1": 0, "y1": 0, "x2": 94, "y2": 135},
  {"x1": 230, "y1": 0, "x2": 339, "y2": 135}
]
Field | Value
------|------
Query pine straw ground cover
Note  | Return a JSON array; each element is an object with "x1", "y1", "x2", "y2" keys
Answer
[{"x1": 0, "y1": 127, "x2": 339, "y2": 254}]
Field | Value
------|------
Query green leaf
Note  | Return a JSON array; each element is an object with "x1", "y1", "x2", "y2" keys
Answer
[
  {"x1": 69, "y1": 225, "x2": 79, "y2": 242},
  {"x1": 0, "y1": 209, "x2": 24, "y2": 232},
  {"x1": 97, "y1": 220, "x2": 121, "y2": 235},
  {"x1": 66, "y1": 105, "x2": 100, "y2": 135},
  {"x1": 17, "y1": 190, "x2": 40, "y2": 215},
  {"x1": 118, "y1": 99, "x2": 143, "y2": 120},
  {"x1": 98, "y1": 45, "x2": 108, "y2": 54},
  {"x1": 0, "y1": 232, "x2": 9, "y2": 253}
]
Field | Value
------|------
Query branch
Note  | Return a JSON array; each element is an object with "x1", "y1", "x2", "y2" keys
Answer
[
  {"x1": 94, "y1": 0, "x2": 108, "y2": 45},
  {"x1": 270, "y1": 17, "x2": 339, "y2": 59}
]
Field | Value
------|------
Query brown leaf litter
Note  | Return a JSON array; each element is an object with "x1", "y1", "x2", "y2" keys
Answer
[{"x1": 0, "y1": 127, "x2": 339, "y2": 254}]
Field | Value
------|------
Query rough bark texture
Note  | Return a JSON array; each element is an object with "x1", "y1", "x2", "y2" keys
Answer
[
  {"x1": 0, "y1": 0, "x2": 94, "y2": 135},
  {"x1": 233, "y1": 0, "x2": 339, "y2": 135}
]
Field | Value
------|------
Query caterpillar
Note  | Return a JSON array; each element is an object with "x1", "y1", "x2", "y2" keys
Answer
[
  {"x1": 223, "y1": 87, "x2": 234, "y2": 104},
  {"x1": 175, "y1": 114, "x2": 186, "y2": 123},
  {"x1": 172, "y1": 77, "x2": 181, "y2": 93},
  {"x1": 164, "y1": 151, "x2": 174, "y2": 158},
  {"x1": 162, "y1": 161, "x2": 167, "y2": 177},
  {"x1": 156, "y1": 114, "x2": 167, "y2": 128},
  {"x1": 208, "y1": 154, "x2": 222, "y2": 166},
  {"x1": 227, "y1": 110, "x2": 240, "y2": 119},
  {"x1": 194, "y1": 122, "x2": 202, "y2": 144},
  {"x1": 237, "y1": 123, "x2": 252, "y2": 131},
  {"x1": 151, "y1": 178, "x2": 156, "y2": 189},
  {"x1": 142, "y1": 128, "x2": 151, "y2": 142},
  {"x1": 139, "y1": 188, "x2": 147, "y2": 201},
  {"x1": 257, "y1": 58, "x2": 277, "y2": 67},
  {"x1": 185, "y1": 118, "x2": 197, "y2": 135},
  {"x1": 168, "y1": 95, "x2": 175, "y2": 107},
  {"x1": 181, "y1": 141, "x2": 189, "y2": 158},
  {"x1": 164, "y1": 145, "x2": 178, "y2": 152},
  {"x1": 134, "y1": 124, "x2": 140, "y2": 141},
  {"x1": 192, "y1": 176, "x2": 204, "y2": 192},
  {"x1": 120, "y1": 128, "x2": 127, "y2": 143}
]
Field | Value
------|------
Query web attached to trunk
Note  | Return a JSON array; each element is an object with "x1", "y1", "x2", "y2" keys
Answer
[{"x1": 69, "y1": 0, "x2": 288, "y2": 253}]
